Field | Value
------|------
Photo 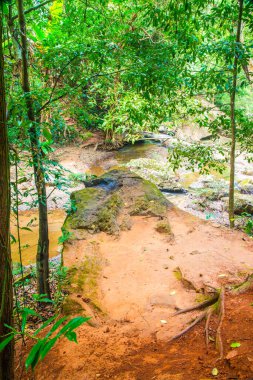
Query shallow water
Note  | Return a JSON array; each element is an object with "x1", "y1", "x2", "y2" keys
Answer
[
  {"x1": 11, "y1": 209, "x2": 66, "y2": 265},
  {"x1": 86, "y1": 141, "x2": 167, "y2": 177},
  {"x1": 115, "y1": 141, "x2": 166, "y2": 163},
  {"x1": 12, "y1": 142, "x2": 164, "y2": 265}
]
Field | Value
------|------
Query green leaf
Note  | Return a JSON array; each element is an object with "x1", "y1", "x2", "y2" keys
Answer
[
  {"x1": 65, "y1": 331, "x2": 77, "y2": 343},
  {"x1": 230, "y1": 342, "x2": 241, "y2": 348},
  {"x1": 0, "y1": 335, "x2": 14, "y2": 352},
  {"x1": 25, "y1": 340, "x2": 44, "y2": 370},
  {"x1": 42, "y1": 128, "x2": 52, "y2": 141},
  {"x1": 45, "y1": 317, "x2": 68, "y2": 339},
  {"x1": 32, "y1": 294, "x2": 54, "y2": 303},
  {"x1": 56, "y1": 316, "x2": 91, "y2": 338},
  {"x1": 33, "y1": 315, "x2": 57, "y2": 337},
  {"x1": 20, "y1": 227, "x2": 33, "y2": 232},
  {"x1": 10, "y1": 234, "x2": 17, "y2": 244},
  {"x1": 21, "y1": 308, "x2": 41, "y2": 333},
  {"x1": 40, "y1": 337, "x2": 58, "y2": 360},
  {"x1": 211, "y1": 367, "x2": 219, "y2": 376}
]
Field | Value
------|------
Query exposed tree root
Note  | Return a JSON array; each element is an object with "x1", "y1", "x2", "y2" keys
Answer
[
  {"x1": 170, "y1": 288, "x2": 224, "y2": 358},
  {"x1": 174, "y1": 293, "x2": 219, "y2": 316},
  {"x1": 231, "y1": 274, "x2": 253, "y2": 294},
  {"x1": 170, "y1": 273, "x2": 253, "y2": 356},
  {"x1": 216, "y1": 287, "x2": 225, "y2": 359},
  {"x1": 205, "y1": 307, "x2": 214, "y2": 348},
  {"x1": 169, "y1": 312, "x2": 207, "y2": 342},
  {"x1": 173, "y1": 267, "x2": 197, "y2": 292}
]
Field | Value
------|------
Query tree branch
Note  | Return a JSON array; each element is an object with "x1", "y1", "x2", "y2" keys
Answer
[
  {"x1": 11, "y1": 0, "x2": 53, "y2": 22},
  {"x1": 37, "y1": 67, "x2": 133, "y2": 114}
]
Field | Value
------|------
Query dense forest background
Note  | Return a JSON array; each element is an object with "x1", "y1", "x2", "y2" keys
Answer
[{"x1": 0, "y1": 0, "x2": 253, "y2": 378}]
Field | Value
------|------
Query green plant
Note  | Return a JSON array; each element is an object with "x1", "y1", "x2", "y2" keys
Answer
[
  {"x1": 0, "y1": 307, "x2": 90, "y2": 371},
  {"x1": 244, "y1": 218, "x2": 253, "y2": 236},
  {"x1": 66, "y1": 199, "x2": 77, "y2": 216},
  {"x1": 58, "y1": 228, "x2": 72, "y2": 244},
  {"x1": 240, "y1": 212, "x2": 253, "y2": 236}
]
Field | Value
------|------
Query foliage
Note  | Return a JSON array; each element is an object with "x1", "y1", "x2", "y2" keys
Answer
[{"x1": 0, "y1": 309, "x2": 90, "y2": 371}]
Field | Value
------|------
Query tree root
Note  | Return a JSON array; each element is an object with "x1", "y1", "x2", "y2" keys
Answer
[
  {"x1": 169, "y1": 312, "x2": 207, "y2": 342},
  {"x1": 170, "y1": 288, "x2": 225, "y2": 359},
  {"x1": 174, "y1": 293, "x2": 219, "y2": 316},
  {"x1": 205, "y1": 307, "x2": 214, "y2": 348},
  {"x1": 231, "y1": 274, "x2": 253, "y2": 294},
  {"x1": 216, "y1": 286, "x2": 225, "y2": 359},
  {"x1": 170, "y1": 273, "x2": 253, "y2": 356}
]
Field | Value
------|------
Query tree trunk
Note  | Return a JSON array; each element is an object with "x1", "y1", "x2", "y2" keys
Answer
[
  {"x1": 16, "y1": 0, "x2": 50, "y2": 297},
  {"x1": 0, "y1": 10, "x2": 14, "y2": 380},
  {"x1": 229, "y1": 0, "x2": 244, "y2": 228}
]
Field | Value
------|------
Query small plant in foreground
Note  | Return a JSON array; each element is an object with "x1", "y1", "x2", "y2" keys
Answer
[{"x1": 0, "y1": 307, "x2": 90, "y2": 371}]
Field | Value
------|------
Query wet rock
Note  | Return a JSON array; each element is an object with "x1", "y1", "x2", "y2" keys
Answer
[
  {"x1": 223, "y1": 194, "x2": 253, "y2": 215},
  {"x1": 238, "y1": 178, "x2": 253, "y2": 194},
  {"x1": 158, "y1": 180, "x2": 186, "y2": 194},
  {"x1": 126, "y1": 157, "x2": 186, "y2": 195},
  {"x1": 64, "y1": 169, "x2": 172, "y2": 236}
]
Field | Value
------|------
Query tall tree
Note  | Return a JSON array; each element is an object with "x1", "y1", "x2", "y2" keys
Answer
[
  {"x1": 0, "y1": 3, "x2": 14, "y2": 379},
  {"x1": 229, "y1": 0, "x2": 244, "y2": 228},
  {"x1": 16, "y1": 0, "x2": 50, "y2": 297}
]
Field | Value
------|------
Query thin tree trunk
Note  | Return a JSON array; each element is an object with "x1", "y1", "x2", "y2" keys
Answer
[
  {"x1": 0, "y1": 9, "x2": 14, "y2": 380},
  {"x1": 229, "y1": 0, "x2": 244, "y2": 228},
  {"x1": 16, "y1": 0, "x2": 50, "y2": 297}
]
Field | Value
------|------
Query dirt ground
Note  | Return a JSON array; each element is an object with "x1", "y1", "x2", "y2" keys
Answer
[
  {"x1": 35, "y1": 292, "x2": 253, "y2": 380},
  {"x1": 20, "y1": 207, "x2": 253, "y2": 380}
]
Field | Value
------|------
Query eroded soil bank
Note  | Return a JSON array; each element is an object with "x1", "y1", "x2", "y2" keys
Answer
[{"x1": 27, "y1": 169, "x2": 253, "y2": 380}]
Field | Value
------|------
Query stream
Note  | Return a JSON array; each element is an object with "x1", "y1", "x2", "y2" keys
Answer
[{"x1": 11, "y1": 137, "x2": 253, "y2": 265}]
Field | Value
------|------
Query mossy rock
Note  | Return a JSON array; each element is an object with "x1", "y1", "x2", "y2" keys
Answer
[
  {"x1": 194, "y1": 187, "x2": 228, "y2": 202},
  {"x1": 64, "y1": 187, "x2": 122, "y2": 234},
  {"x1": 238, "y1": 178, "x2": 253, "y2": 194},
  {"x1": 129, "y1": 180, "x2": 169, "y2": 217},
  {"x1": 65, "y1": 169, "x2": 172, "y2": 236}
]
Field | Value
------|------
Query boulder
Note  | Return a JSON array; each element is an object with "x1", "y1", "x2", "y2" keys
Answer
[
  {"x1": 126, "y1": 158, "x2": 186, "y2": 193},
  {"x1": 238, "y1": 179, "x2": 253, "y2": 195},
  {"x1": 223, "y1": 194, "x2": 253, "y2": 215},
  {"x1": 64, "y1": 169, "x2": 172, "y2": 236}
]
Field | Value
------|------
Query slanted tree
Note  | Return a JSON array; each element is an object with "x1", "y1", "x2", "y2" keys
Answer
[
  {"x1": 0, "y1": 3, "x2": 14, "y2": 379},
  {"x1": 16, "y1": 0, "x2": 50, "y2": 297}
]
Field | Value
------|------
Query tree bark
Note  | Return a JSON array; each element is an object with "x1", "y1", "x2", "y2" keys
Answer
[
  {"x1": 16, "y1": 0, "x2": 50, "y2": 297},
  {"x1": 0, "y1": 10, "x2": 14, "y2": 380},
  {"x1": 229, "y1": 0, "x2": 244, "y2": 228}
]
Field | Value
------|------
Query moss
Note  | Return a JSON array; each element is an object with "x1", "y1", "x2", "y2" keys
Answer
[
  {"x1": 130, "y1": 197, "x2": 149, "y2": 215},
  {"x1": 65, "y1": 249, "x2": 102, "y2": 312},
  {"x1": 62, "y1": 298, "x2": 83, "y2": 315},
  {"x1": 130, "y1": 196, "x2": 167, "y2": 217},
  {"x1": 155, "y1": 220, "x2": 172, "y2": 234},
  {"x1": 64, "y1": 188, "x2": 122, "y2": 234},
  {"x1": 80, "y1": 131, "x2": 93, "y2": 142},
  {"x1": 173, "y1": 267, "x2": 196, "y2": 291},
  {"x1": 143, "y1": 180, "x2": 167, "y2": 202},
  {"x1": 96, "y1": 192, "x2": 122, "y2": 234}
]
